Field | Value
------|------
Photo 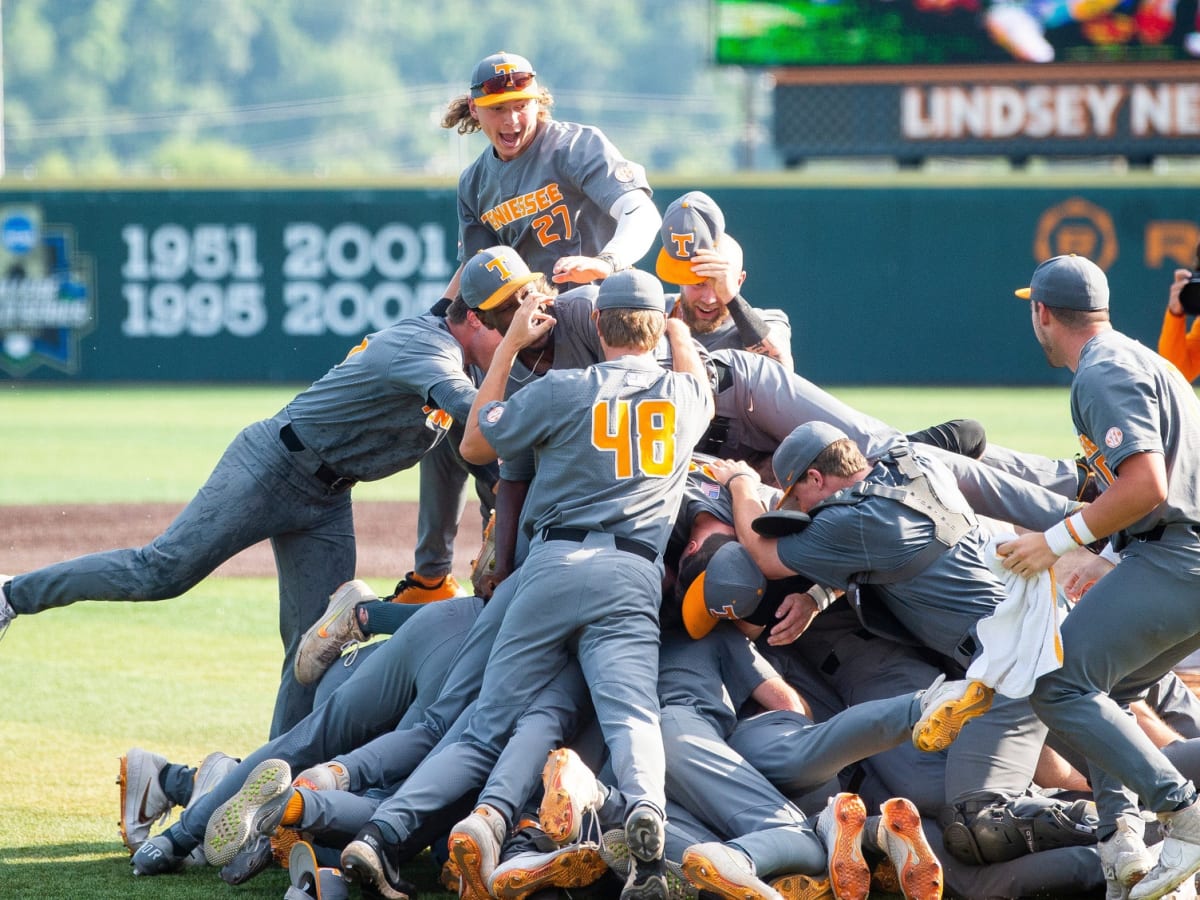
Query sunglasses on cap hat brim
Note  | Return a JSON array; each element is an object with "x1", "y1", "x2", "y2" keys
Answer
[{"x1": 471, "y1": 72, "x2": 540, "y2": 107}]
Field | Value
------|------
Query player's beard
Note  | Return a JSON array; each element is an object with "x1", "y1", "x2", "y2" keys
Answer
[{"x1": 680, "y1": 300, "x2": 729, "y2": 335}]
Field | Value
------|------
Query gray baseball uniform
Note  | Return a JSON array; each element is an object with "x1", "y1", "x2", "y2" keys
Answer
[
  {"x1": 365, "y1": 352, "x2": 712, "y2": 845},
  {"x1": 771, "y1": 446, "x2": 1048, "y2": 808},
  {"x1": 706, "y1": 348, "x2": 1080, "y2": 523},
  {"x1": 7, "y1": 313, "x2": 481, "y2": 737},
  {"x1": 1028, "y1": 330, "x2": 1200, "y2": 829},
  {"x1": 457, "y1": 120, "x2": 651, "y2": 276}
]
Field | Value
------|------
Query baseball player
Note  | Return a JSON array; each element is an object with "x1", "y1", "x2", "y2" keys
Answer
[
  {"x1": 656, "y1": 191, "x2": 793, "y2": 369},
  {"x1": 409, "y1": 44, "x2": 665, "y2": 600},
  {"x1": 997, "y1": 254, "x2": 1200, "y2": 900},
  {"x1": 127, "y1": 589, "x2": 484, "y2": 876},
  {"x1": 338, "y1": 270, "x2": 713, "y2": 900},
  {"x1": 0, "y1": 297, "x2": 502, "y2": 738},
  {"x1": 443, "y1": 50, "x2": 661, "y2": 287}
]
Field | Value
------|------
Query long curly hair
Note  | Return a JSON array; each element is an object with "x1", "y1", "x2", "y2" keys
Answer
[{"x1": 440, "y1": 89, "x2": 556, "y2": 135}]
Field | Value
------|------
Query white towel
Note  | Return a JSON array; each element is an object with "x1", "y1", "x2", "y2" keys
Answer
[{"x1": 966, "y1": 532, "x2": 1064, "y2": 699}]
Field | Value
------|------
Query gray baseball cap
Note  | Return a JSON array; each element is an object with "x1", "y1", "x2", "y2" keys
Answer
[
  {"x1": 656, "y1": 191, "x2": 725, "y2": 286},
  {"x1": 682, "y1": 541, "x2": 767, "y2": 639},
  {"x1": 470, "y1": 51, "x2": 540, "y2": 108},
  {"x1": 1014, "y1": 254, "x2": 1109, "y2": 310},
  {"x1": 460, "y1": 246, "x2": 540, "y2": 310},
  {"x1": 595, "y1": 269, "x2": 666, "y2": 312},
  {"x1": 773, "y1": 421, "x2": 849, "y2": 497}
]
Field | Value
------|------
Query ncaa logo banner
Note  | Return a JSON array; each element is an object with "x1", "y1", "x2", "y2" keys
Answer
[{"x1": 0, "y1": 205, "x2": 95, "y2": 376}]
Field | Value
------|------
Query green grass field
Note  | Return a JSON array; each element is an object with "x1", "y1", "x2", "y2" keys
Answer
[{"x1": 0, "y1": 383, "x2": 1084, "y2": 897}]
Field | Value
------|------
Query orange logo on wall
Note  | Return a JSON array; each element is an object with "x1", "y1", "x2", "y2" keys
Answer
[{"x1": 1032, "y1": 197, "x2": 1118, "y2": 269}]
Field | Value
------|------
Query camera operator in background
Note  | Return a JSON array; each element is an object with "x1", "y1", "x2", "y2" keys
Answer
[{"x1": 1157, "y1": 242, "x2": 1200, "y2": 382}]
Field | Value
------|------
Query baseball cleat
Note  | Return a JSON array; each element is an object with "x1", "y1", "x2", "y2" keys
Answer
[
  {"x1": 1131, "y1": 802, "x2": 1200, "y2": 899},
  {"x1": 118, "y1": 747, "x2": 172, "y2": 853},
  {"x1": 341, "y1": 822, "x2": 416, "y2": 900},
  {"x1": 289, "y1": 838, "x2": 350, "y2": 900},
  {"x1": 626, "y1": 804, "x2": 666, "y2": 863},
  {"x1": 681, "y1": 841, "x2": 784, "y2": 900},
  {"x1": 1100, "y1": 814, "x2": 1152, "y2": 900},
  {"x1": 601, "y1": 829, "x2": 696, "y2": 900},
  {"x1": 130, "y1": 832, "x2": 187, "y2": 876},
  {"x1": 293, "y1": 761, "x2": 349, "y2": 792},
  {"x1": 490, "y1": 841, "x2": 608, "y2": 899},
  {"x1": 450, "y1": 804, "x2": 508, "y2": 900},
  {"x1": 295, "y1": 580, "x2": 373, "y2": 685},
  {"x1": 769, "y1": 873, "x2": 834, "y2": 900},
  {"x1": 878, "y1": 797, "x2": 942, "y2": 900},
  {"x1": 815, "y1": 793, "x2": 871, "y2": 900},
  {"x1": 912, "y1": 676, "x2": 994, "y2": 752},
  {"x1": 203, "y1": 758, "x2": 293, "y2": 867},
  {"x1": 183, "y1": 751, "x2": 239, "y2": 866},
  {"x1": 389, "y1": 570, "x2": 464, "y2": 604},
  {"x1": 540, "y1": 747, "x2": 604, "y2": 844},
  {"x1": 219, "y1": 832, "x2": 274, "y2": 885}
]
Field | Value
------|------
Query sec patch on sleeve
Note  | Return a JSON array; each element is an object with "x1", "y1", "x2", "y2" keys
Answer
[
  {"x1": 485, "y1": 405, "x2": 505, "y2": 424},
  {"x1": 1105, "y1": 426, "x2": 1124, "y2": 449},
  {"x1": 613, "y1": 162, "x2": 637, "y2": 183}
]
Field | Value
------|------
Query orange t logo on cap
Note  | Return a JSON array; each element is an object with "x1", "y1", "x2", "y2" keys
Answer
[
  {"x1": 493, "y1": 61, "x2": 518, "y2": 76},
  {"x1": 670, "y1": 232, "x2": 696, "y2": 258},
  {"x1": 485, "y1": 256, "x2": 514, "y2": 281}
]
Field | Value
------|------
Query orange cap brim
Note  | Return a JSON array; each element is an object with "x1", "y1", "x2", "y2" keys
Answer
[
  {"x1": 1015, "y1": 287, "x2": 1032, "y2": 299},
  {"x1": 476, "y1": 272, "x2": 540, "y2": 310},
  {"x1": 473, "y1": 86, "x2": 542, "y2": 108},
  {"x1": 656, "y1": 247, "x2": 703, "y2": 285},
  {"x1": 681, "y1": 571, "x2": 718, "y2": 639}
]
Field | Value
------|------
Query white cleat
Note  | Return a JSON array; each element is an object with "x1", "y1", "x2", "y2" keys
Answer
[
  {"x1": 117, "y1": 747, "x2": 172, "y2": 853},
  {"x1": 1131, "y1": 801, "x2": 1200, "y2": 899},
  {"x1": 295, "y1": 580, "x2": 373, "y2": 685},
  {"x1": 539, "y1": 748, "x2": 604, "y2": 844}
]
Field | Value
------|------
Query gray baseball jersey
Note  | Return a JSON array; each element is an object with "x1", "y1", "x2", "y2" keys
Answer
[
  {"x1": 1029, "y1": 329, "x2": 1200, "y2": 830},
  {"x1": 457, "y1": 120, "x2": 651, "y2": 275},
  {"x1": 481, "y1": 357, "x2": 713, "y2": 548},
  {"x1": 775, "y1": 446, "x2": 1008, "y2": 660},
  {"x1": 1071, "y1": 330, "x2": 1200, "y2": 543},
  {"x1": 287, "y1": 313, "x2": 475, "y2": 481},
  {"x1": 658, "y1": 627, "x2": 780, "y2": 738},
  {"x1": 707, "y1": 348, "x2": 1078, "y2": 528}
]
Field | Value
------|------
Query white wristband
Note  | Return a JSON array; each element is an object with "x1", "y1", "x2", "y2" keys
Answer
[
  {"x1": 1043, "y1": 520, "x2": 1080, "y2": 556},
  {"x1": 1064, "y1": 510, "x2": 1098, "y2": 546},
  {"x1": 807, "y1": 584, "x2": 838, "y2": 611}
]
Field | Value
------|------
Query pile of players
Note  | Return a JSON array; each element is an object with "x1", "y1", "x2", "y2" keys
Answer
[{"x1": 6, "y1": 50, "x2": 1200, "y2": 900}]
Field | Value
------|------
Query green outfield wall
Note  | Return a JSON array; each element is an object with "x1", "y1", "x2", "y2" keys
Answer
[{"x1": 0, "y1": 181, "x2": 1195, "y2": 385}]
